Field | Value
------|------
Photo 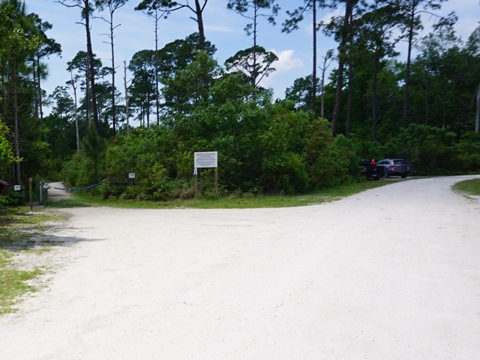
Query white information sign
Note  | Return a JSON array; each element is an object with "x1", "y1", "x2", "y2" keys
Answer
[
  {"x1": 14, "y1": 185, "x2": 22, "y2": 191},
  {"x1": 128, "y1": 173, "x2": 136, "y2": 179},
  {"x1": 194, "y1": 151, "x2": 218, "y2": 169}
]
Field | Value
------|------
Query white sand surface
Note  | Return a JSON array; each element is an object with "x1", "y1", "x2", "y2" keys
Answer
[{"x1": 1, "y1": 176, "x2": 480, "y2": 360}]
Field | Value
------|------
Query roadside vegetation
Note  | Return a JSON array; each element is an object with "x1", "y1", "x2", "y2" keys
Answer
[
  {"x1": 453, "y1": 179, "x2": 480, "y2": 196},
  {"x1": 0, "y1": 1, "x2": 479, "y2": 209},
  {"x1": 51, "y1": 179, "x2": 392, "y2": 209},
  {"x1": 0, "y1": 207, "x2": 65, "y2": 315}
]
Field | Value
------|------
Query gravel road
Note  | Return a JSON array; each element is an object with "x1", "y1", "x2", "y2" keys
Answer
[{"x1": 1, "y1": 176, "x2": 480, "y2": 360}]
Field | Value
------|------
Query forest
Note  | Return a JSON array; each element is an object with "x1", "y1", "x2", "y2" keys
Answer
[{"x1": 0, "y1": 0, "x2": 479, "y2": 204}]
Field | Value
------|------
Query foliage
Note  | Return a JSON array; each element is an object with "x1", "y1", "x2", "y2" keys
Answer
[
  {"x1": 1, "y1": 1, "x2": 479, "y2": 204},
  {"x1": 61, "y1": 150, "x2": 94, "y2": 187},
  {"x1": 101, "y1": 88, "x2": 353, "y2": 198},
  {"x1": 58, "y1": 178, "x2": 392, "y2": 209},
  {"x1": 285, "y1": 75, "x2": 319, "y2": 112},
  {"x1": 0, "y1": 120, "x2": 17, "y2": 168},
  {"x1": 383, "y1": 124, "x2": 456, "y2": 174},
  {"x1": 452, "y1": 132, "x2": 480, "y2": 173},
  {"x1": 225, "y1": 46, "x2": 278, "y2": 89}
]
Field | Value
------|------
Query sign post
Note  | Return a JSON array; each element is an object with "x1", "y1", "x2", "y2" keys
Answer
[
  {"x1": 194, "y1": 151, "x2": 218, "y2": 197},
  {"x1": 28, "y1": 178, "x2": 33, "y2": 210},
  {"x1": 128, "y1": 172, "x2": 136, "y2": 185}
]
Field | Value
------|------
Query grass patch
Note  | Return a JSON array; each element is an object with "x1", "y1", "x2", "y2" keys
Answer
[
  {"x1": 0, "y1": 207, "x2": 62, "y2": 315},
  {"x1": 453, "y1": 178, "x2": 480, "y2": 196},
  {"x1": 0, "y1": 268, "x2": 42, "y2": 315},
  {"x1": 52, "y1": 179, "x2": 393, "y2": 209}
]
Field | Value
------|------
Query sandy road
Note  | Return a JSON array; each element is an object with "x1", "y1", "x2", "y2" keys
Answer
[{"x1": 1, "y1": 176, "x2": 480, "y2": 360}]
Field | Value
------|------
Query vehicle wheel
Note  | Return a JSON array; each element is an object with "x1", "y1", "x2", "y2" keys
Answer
[{"x1": 401, "y1": 174, "x2": 407, "y2": 178}]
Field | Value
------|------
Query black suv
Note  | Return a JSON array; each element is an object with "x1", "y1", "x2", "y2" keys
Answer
[{"x1": 377, "y1": 158, "x2": 410, "y2": 178}]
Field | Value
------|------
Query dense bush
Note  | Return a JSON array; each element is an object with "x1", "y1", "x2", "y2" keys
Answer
[
  {"x1": 383, "y1": 124, "x2": 457, "y2": 175},
  {"x1": 452, "y1": 132, "x2": 480, "y2": 173},
  {"x1": 61, "y1": 151, "x2": 95, "y2": 187},
  {"x1": 97, "y1": 102, "x2": 354, "y2": 199},
  {"x1": 0, "y1": 190, "x2": 24, "y2": 213}
]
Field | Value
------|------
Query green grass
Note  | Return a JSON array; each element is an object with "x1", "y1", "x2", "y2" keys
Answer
[
  {"x1": 453, "y1": 179, "x2": 480, "y2": 196},
  {"x1": 0, "y1": 268, "x2": 41, "y2": 315},
  {"x1": 0, "y1": 207, "x2": 61, "y2": 315},
  {"x1": 51, "y1": 179, "x2": 393, "y2": 209}
]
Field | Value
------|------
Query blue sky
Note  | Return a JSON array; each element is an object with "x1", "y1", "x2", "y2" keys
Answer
[{"x1": 26, "y1": 0, "x2": 479, "y2": 108}]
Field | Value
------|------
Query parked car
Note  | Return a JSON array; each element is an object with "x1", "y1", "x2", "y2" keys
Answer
[
  {"x1": 359, "y1": 159, "x2": 384, "y2": 180},
  {"x1": 405, "y1": 161, "x2": 417, "y2": 174},
  {"x1": 377, "y1": 158, "x2": 410, "y2": 178}
]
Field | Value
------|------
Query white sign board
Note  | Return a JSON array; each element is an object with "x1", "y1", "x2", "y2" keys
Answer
[
  {"x1": 14, "y1": 185, "x2": 21, "y2": 191},
  {"x1": 194, "y1": 151, "x2": 218, "y2": 169},
  {"x1": 128, "y1": 173, "x2": 136, "y2": 179}
]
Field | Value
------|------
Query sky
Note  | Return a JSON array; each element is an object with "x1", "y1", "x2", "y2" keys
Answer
[{"x1": 25, "y1": 0, "x2": 479, "y2": 112}]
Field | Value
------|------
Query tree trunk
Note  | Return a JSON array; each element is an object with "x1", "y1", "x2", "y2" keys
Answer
[
  {"x1": 154, "y1": 12, "x2": 160, "y2": 126},
  {"x1": 252, "y1": 4, "x2": 258, "y2": 90},
  {"x1": 425, "y1": 75, "x2": 429, "y2": 124},
  {"x1": 476, "y1": 84, "x2": 479, "y2": 133},
  {"x1": 312, "y1": 0, "x2": 317, "y2": 114},
  {"x1": 108, "y1": 8, "x2": 117, "y2": 135},
  {"x1": 331, "y1": 1, "x2": 353, "y2": 135},
  {"x1": 70, "y1": 71, "x2": 80, "y2": 151},
  {"x1": 346, "y1": 63, "x2": 353, "y2": 138},
  {"x1": 195, "y1": 0, "x2": 206, "y2": 51},
  {"x1": 320, "y1": 64, "x2": 325, "y2": 119},
  {"x1": 36, "y1": 58, "x2": 44, "y2": 120},
  {"x1": 403, "y1": 5, "x2": 415, "y2": 128},
  {"x1": 85, "y1": 62, "x2": 91, "y2": 130},
  {"x1": 12, "y1": 58, "x2": 21, "y2": 184},
  {"x1": 320, "y1": 50, "x2": 332, "y2": 119},
  {"x1": 372, "y1": 57, "x2": 380, "y2": 142},
  {"x1": 124, "y1": 61, "x2": 130, "y2": 135},
  {"x1": 33, "y1": 58, "x2": 39, "y2": 119},
  {"x1": 85, "y1": 0, "x2": 100, "y2": 133}
]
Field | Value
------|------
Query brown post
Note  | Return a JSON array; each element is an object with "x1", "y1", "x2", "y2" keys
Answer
[
  {"x1": 214, "y1": 167, "x2": 218, "y2": 196},
  {"x1": 28, "y1": 178, "x2": 33, "y2": 210},
  {"x1": 194, "y1": 172, "x2": 198, "y2": 198}
]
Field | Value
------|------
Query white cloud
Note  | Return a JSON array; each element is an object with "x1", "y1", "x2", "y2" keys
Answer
[
  {"x1": 319, "y1": 7, "x2": 344, "y2": 26},
  {"x1": 270, "y1": 49, "x2": 304, "y2": 73},
  {"x1": 205, "y1": 24, "x2": 238, "y2": 33},
  {"x1": 257, "y1": 49, "x2": 304, "y2": 97}
]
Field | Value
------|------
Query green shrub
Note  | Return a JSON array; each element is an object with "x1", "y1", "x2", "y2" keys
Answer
[
  {"x1": 61, "y1": 151, "x2": 93, "y2": 187},
  {"x1": 452, "y1": 132, "x2": 480, "y2": 173},
  {"x1": 260, "y1": 152, "x2": 309, "y2": 194}
]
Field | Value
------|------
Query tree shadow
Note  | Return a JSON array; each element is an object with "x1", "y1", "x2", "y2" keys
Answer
[
  {"x1": 46, "y1": 200, "x2": 91, "y2": 208},
  {"x1": 0, "y1": 230, "x2": 103, "y2": 252},
  {"x1": 0, "y1": 208, "x2": 102, "y2": 252}
]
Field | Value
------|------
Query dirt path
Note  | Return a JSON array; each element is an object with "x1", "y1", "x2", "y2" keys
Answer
[
  {"x1": 46, "y1": 182, "x2": 73, "y2": 201},
  {"x1": 1, "y1": 176, "x2": 480, "y2": 360}
]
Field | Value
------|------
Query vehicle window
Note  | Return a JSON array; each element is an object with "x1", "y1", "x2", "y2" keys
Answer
[{"x1": 394, "y1": 160, "x2": 406, "y2": 165}]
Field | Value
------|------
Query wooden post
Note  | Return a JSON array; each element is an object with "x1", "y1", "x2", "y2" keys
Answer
[
  {"x1": 194, "y1": 169, "x2": 198, "y2": 198},
  {"x1": 214, "y1": 167, "x2": 218, "y2": 196},
  {"x1": 28, "y1": 178, "x2": 33, "y2": 210}
]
